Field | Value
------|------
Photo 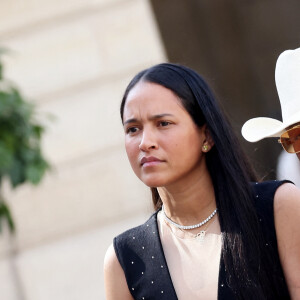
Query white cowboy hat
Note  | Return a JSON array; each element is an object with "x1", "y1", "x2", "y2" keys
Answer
[{"x1": 242, "y1": 47, "x2": 300, "y2": 142}]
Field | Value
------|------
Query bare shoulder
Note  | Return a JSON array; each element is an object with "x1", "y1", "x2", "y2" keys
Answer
[
  {"x1": 274, "y1": 183, "x2": 300, "y2": 298},
  {"x1": 274, "y1": 182, "x2": 300, "y2": 237},
  {"x1": 274, "y1": 182, "x2": 300, "y2": 208},
  {"x1": 104, "y1": 243, "x2": 134, "y2": 300},
  {"x1": 104, "y1": 243, "x2": 119, "y2": 272}
]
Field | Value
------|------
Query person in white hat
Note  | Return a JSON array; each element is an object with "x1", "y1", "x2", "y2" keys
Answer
[{"x1": 242, "y1": 47, "x2": 300, "y2": 160}]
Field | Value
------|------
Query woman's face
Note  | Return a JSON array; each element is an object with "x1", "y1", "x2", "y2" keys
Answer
[{"x1": 122, "y1": 81, "x2": 207, "y2": 188}]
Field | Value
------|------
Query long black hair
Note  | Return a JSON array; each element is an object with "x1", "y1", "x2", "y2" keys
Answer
[{"x1": 120, "y1": 63, "x2": 279, "y2": 299}]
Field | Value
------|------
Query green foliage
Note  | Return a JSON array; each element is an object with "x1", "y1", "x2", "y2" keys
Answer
[
  {"x1": 0, "y1": 49, "x2": 50, "y2": 233},
  {"x1": 0, "y1": 199, "x2": 14, "y2": 232}
]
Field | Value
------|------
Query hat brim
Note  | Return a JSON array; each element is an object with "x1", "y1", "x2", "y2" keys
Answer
[{"x1": 241, "y1": 110, "x2": 300, "y2": 142}]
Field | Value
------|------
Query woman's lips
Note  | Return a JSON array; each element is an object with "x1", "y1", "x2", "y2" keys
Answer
[{"x1": 141, "y1": 156, "x2": 164, "y2": 167}]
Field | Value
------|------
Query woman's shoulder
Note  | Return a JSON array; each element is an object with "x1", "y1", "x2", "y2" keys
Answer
[
  {"x1": 250, "y1": 180, "x2": 295, "y2": 237},
  {"x1": 273, "y1": 182, "x2": 300, "y2": 298},
  {"x1": 251, "y1": 180, "x2": 293, "y2": 196},
  {"x1": 251, "y1": 180, "x2": 294, "y2": 209},
  {"x1": 273, "y1": 182, "x2": 300, "y2": 217},
  {"x1": 104, "y1": 244, "x2": 135, "y2": 300},
  {"x1": 104, "y1": 213, "x2": 159, "y2": 300},
  {"x1": 111, "y1": 209, "x2": 178, "y2": 299}
]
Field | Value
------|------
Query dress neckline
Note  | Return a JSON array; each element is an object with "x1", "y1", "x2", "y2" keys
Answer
[{"x1": 153, "y1": 209, "x2": 223, "y2": 299}]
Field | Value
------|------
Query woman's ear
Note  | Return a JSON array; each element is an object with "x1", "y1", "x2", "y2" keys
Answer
[{"x1": 201, "y1": 124, "x2": 214, "y2": 152}]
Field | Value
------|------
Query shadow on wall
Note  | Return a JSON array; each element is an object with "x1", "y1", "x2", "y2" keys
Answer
[{"x1": 150, "y1": 0, "x2": 300, "y2": 179}]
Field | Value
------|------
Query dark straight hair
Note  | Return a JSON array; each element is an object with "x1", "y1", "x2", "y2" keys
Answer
[{"x1": 120, "y1": 63, "x2": 279, "y2": 299}]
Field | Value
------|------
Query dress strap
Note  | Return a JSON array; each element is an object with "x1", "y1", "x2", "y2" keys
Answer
[{"x1": 114, "y1": 212, "x2": 178, "y2": 299}]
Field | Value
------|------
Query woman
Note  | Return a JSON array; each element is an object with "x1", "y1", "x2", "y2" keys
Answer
[{"x1": 104, "y1": 63, "x2": 300, "y2": 299}]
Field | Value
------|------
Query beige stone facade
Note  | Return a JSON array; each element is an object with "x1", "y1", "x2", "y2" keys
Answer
[{"x1": 0, "y1": 0, "x2": 166, "y2": 299}]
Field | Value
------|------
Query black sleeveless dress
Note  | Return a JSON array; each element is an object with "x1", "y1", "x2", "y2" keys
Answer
[{"x1": 114, "y1": 181, "x2": 291, "y2": 299}]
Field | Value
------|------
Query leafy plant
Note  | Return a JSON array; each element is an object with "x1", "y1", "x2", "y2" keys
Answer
[{"x1": 0, "y1": 49, "x2": 50, "y2": 233}]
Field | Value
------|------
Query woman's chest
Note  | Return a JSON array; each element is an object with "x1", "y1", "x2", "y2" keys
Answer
[{"x1": 158, "y1": 212, "x2": 222, "y2": 300}]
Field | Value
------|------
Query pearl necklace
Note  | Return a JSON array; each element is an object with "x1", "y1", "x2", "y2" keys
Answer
[{"x1": 161, "y1": 205, "x2": 218, "y2": 230}]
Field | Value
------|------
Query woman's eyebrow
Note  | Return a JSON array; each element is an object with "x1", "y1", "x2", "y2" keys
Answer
[
  {"x1": 124, "y1": 114, "x2": 174, "y2": 125},
  {"x1": 123, "y1": 118, "x2": 138, "y2": 125},
  {"x1": 149, "y1": 113, "x2": 174, "y2": 120}
]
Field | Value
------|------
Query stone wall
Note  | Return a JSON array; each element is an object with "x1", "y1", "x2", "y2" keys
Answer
[{"x1": 0, "y1": 0, "x2": 166, "y2": 299}]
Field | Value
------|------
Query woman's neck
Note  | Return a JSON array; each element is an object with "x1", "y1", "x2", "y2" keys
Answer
[{"x1": 157, "y1": 169, "x2": 216, "y2": 226}]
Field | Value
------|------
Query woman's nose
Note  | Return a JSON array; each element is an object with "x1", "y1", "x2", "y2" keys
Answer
[{"x1": 139, "y1": 129, "x2": 158, "y2": 151}]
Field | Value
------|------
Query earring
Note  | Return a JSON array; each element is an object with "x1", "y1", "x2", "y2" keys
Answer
[{"x1": 202, "y1": 144, "x2": 209, "y2": 152}]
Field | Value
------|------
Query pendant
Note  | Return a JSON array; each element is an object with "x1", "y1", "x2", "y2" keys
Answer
[{"x1": 195, "y1": 230, "x2": 206, "y2": 241}]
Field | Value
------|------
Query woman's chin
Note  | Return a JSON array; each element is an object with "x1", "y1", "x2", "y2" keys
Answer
[
  {"x1": 142, "y1": 181, "x2": 162, "y2": 188},
  {"x1": 139, "y1": 176, "x2": 167, "y2": 188}
]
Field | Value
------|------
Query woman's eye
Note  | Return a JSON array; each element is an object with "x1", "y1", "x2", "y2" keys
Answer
[
  {"x1": 126, "y1": 127, "x2": 139, "y2": 134},
  {"x1": 159, "y1": 121, "x2": 171, "y2": 127}
]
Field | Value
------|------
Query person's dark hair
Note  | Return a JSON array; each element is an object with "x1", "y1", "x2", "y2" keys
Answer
[{"x1": 120, "y1": 63, "x2": 281, "y2": 299}]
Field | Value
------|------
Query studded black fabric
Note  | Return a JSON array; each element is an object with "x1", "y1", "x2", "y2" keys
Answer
[{"x1": 114, "y1": 181, "x2": 291, "y2": 299}]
